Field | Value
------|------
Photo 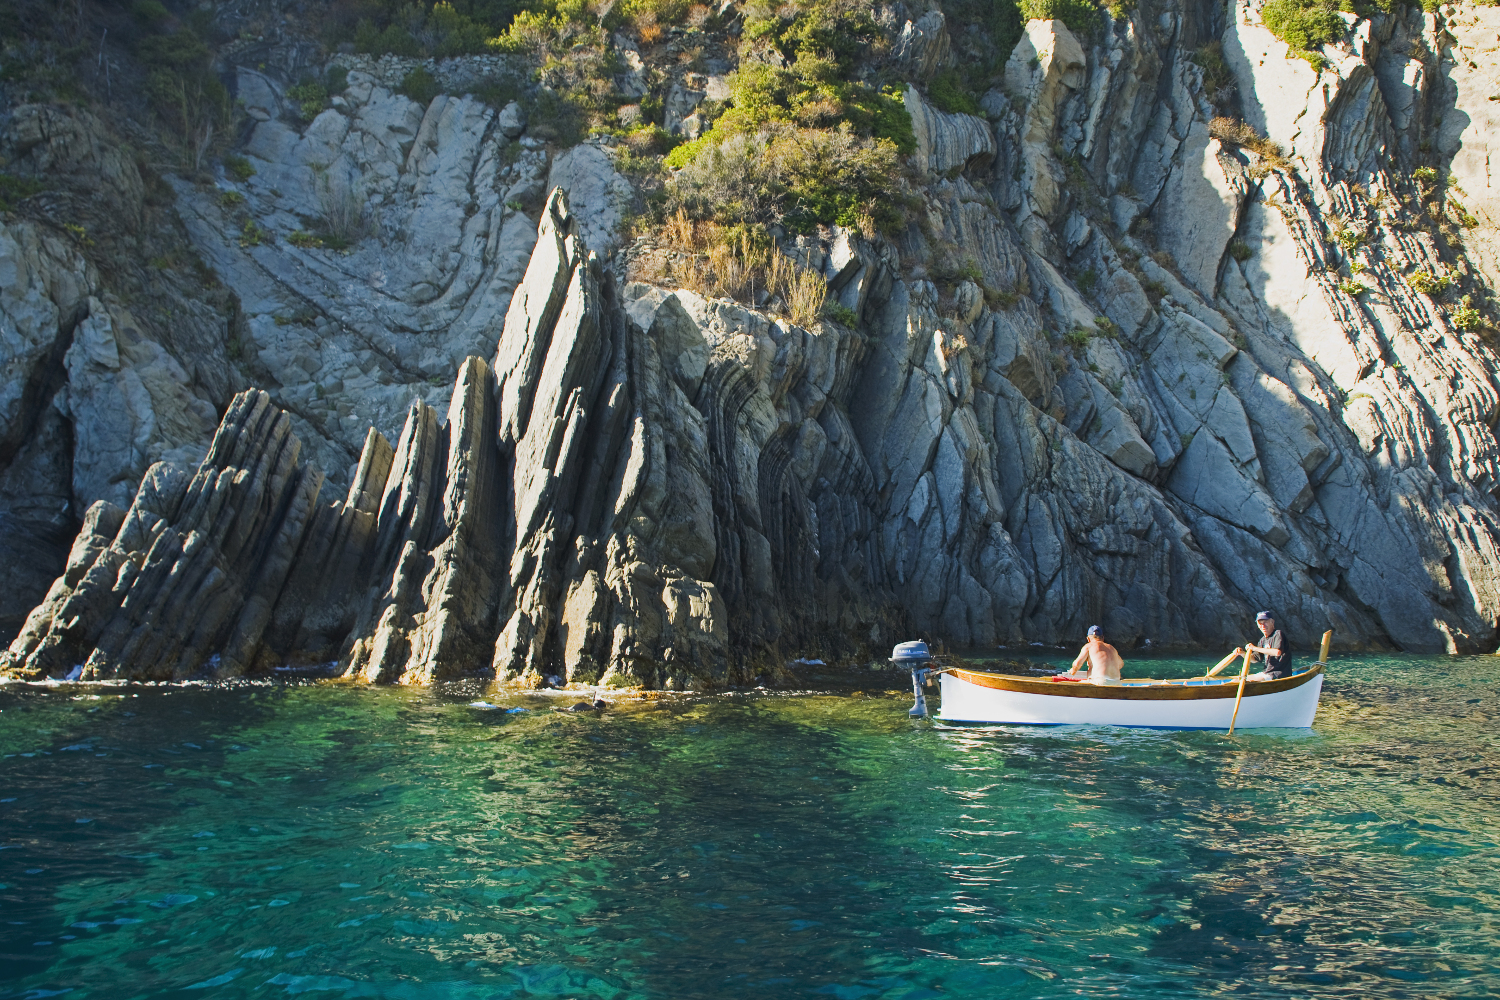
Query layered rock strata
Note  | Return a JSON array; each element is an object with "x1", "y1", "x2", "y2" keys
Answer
[
  {"x1": 6, "y1": 0, "x2": 1500, "y2": 682},
  {"x1": 3, "y1": 193, "x2": 897, "y2": 686}
]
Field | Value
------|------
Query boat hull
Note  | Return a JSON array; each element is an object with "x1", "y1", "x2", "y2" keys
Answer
[{"x1": 937, "y1": 666, "x2": 1324, "y2": 728}]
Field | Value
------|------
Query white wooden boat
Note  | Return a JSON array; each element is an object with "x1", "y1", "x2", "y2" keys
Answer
[{"x1": 936, "y1": 664, "x2": 1324, "y2": 728}]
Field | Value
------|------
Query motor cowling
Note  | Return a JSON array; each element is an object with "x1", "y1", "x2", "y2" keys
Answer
[
  {"x1": 892, "y1": 641, "x2": 934, "y2": 717},
  {"x1": 890, "y1": 640, "x2": 931, "y2": 665}
]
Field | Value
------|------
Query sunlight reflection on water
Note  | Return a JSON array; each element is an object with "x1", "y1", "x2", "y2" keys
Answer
[{"x1": 0, "y1": 651, "x2": 1496, "y2": 998}]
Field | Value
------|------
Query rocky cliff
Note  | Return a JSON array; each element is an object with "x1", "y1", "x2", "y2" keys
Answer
[{"x1": 3, "y1": 0, "x2": 1500, "y2": 685}]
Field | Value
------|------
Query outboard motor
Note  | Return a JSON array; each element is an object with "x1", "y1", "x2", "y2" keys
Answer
[{"x1": 891, "y1": 641, "x2": 934, "y2": 717}]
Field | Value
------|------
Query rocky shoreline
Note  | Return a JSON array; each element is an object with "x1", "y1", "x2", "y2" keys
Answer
[{"x1": 4, "y1": 0, "x2": 1500, "y2": 684}]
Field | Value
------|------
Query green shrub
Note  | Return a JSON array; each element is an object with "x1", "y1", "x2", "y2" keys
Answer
[
  {"x1": 929, "y1": 70, "x2": 980, "y2": 116},
  {"x1": 137, "y1": 28, "x2": 213, "y2": 72},
  {"x1": 0, "y1": 173, "x2": 46, "y2": 211},
  {"x1": 1192, "y1": 41, "x2": 1234, "y2": 101},
  {"x1": 1260, "y1": 0, "x2": 1344, "y2": 56},
  {"x1": 1409, "y1": 270, "x2": 1449, "y2": 295},
  {"x1": 131, "y1": 0, "x2": 171, "y2": 25},
  {"x1": 932, "y1": 247, "x2": 984, "y2": 285},
  {"x1": 425, "y1": 1, "x2": 495, "y2": 55},
  {"x1": 218, "y1": 189, "x2": 245, "y2": 208},
  {"x1": 287, "y1": 78, "x2": 329, "y2": 120},
  {"x1": 399, "y1": 66, "x2": 442, "y2": 106},
  {"x1": 684, "y1": 4, "x2": 913, "y2": 152},
  {"x1": 670, "y1": 125, "x2": 903, "y2": 235},
  {"x1": 354, "y1": 20, "x2": 422, "y2": 56},
  {"x1": 1451, "y1": 297, "x2": 1484, "y2": 331},
  {"x1": 824, "y1": 301, "x2": 859, "y2": 327},
  {"x1": 1336, "y1": 278, "x2": 1366, "y2": 296},
  {"x1": 350, "y1": 1, "x2": 500, "y2": 57},
  {"x1": 223, "y1": 155, "x2": 255, "y2": 182},
  {"x1": 1333, "y1": 227, "x2": 1361, "y2": 251},
  {"x1": 133, "y1": 13, "x2": 232, "y2": 168},
  {"x1": 615, "y1": 0, "x2": 693, "y2": 39},
  {"x1": 1063, "y1": 328, "x2": 1092, "y2": 353},
  {"x1": 469, "y1": 74, "x2": 520, "y2": 108},
  {"x1": 868, "y1": 87, "x2": 917, "y2": 154},
  {"x1": 651, "y1": 0, "x2": 948, "y2": 245},
  {"x1": 1018, "y1": 0, "x2": 1102, "y2": 35},
  {"x1": 664, "y1": 2, "x2": 915, "y2": 235},
  {"x1": 239, "y1": 218, "x2": 269, "y2": 247},
  {"x1": 1229, "y1": 241, "x2": 1252, "y2": 262},
  {"x1": 526, "y1": 87, "x2": 587, "y2": 145},
  {"x1": 943, "y1": 0, "x2": 1023, "y2": 77}
]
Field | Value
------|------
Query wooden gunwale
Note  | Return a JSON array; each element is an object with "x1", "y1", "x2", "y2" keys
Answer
[{"x1": 944, "y1": 664, "x2": 1324, "y2": 701}]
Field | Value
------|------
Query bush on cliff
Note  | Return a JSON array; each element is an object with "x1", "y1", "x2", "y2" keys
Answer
[
  {"x1": 398, "y1": 66, "x2": 442, "y2": 105},
  {"x1": 130, "y1": 3, "x2": 234, "y2": 170},
  {"x1": 342, "y1": 0, "x2": 518, "y2": 57},
  {"x1": 944, "y1": 0, "x2": 1024, "y2": 76},
  {"x1": 341, "y1": 0, "x2": 698, "y2": 58},
  {"x1": 668, "y1": 124, "x2": 901, "y2": 234},
  {"x1": 642, "y1": 211, "x2": 829, "y2": 327},
  {"x1": 928, "y1": 69, "x2": 980, "y2": 115},
  {"x1": 663, "y1": 0, "x2": 912, "y2": 234},
  {"x1": 1017, "y1": 0, "x2": 1103, "y2": 34},
  {"x1": 1259, "y1": 0, "x2": 1345, "y2": 64}
]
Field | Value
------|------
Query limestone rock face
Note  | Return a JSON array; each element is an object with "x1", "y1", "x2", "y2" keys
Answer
[
  {"x1": 170, "y1": 69, "x2": 544, "y2": 482},
  {"x1": 891, "y1": 10, "x2": 953, "y2": 81},
  {"x1": 985, "y1": 0, "x2": 1500, "y2": 652},
  {"x1": 0, "y1": 104, "x2": 234, "y2": 642},
  {"x1": 8, "y1": 0, "x2": 1500, "y2": 678},
  {"x1": 2, "y1": 393, "x2": 323, "y2": 681},
  {"x1": 1440, "y1": 5, "x2": 1500, "y2": 296},
  {"x1": 904, "y1": 86, "x2": 998, "y2": 180},
  {"x1": 0, "y1": 192, "x2": 895, "y2": 686}
]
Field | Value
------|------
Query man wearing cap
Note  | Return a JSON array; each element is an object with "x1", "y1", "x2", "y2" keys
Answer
[
  {"x1": 1063, "y1": 625, "x2": 1124, "y2": 685},
  {"x1": 1237, "y1": 611, "x2": 1292, "y2": 680}
]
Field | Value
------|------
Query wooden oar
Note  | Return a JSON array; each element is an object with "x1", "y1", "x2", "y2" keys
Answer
[
  {"x1": 1227, "y1": 647, "x2": 1253, "y2": 735},
  {"x1": 1204, "y1": 650, "x2": 1242, "y2": 678}
]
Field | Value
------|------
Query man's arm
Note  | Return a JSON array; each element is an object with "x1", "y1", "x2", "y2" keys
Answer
[{"x1": 1067, "y1": 647, "x2": 1088, "y2": 674}]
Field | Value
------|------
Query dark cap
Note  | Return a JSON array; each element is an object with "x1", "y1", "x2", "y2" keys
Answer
[
  {"x1": 1256, "y1": 611, "x2": 1274, "y2": 621},
  {"x1": 1087, "y1": 625, "x2": 1101, "y2": 637}
]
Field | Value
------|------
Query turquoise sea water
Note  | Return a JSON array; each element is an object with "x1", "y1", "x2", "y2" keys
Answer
[{"x1": 1, "y1": 652, "x2": 1497, "y2": 999}]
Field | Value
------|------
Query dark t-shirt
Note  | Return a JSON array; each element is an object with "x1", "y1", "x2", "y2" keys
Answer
[{"x1": 1248, "y1": 630, "x2": 1291, "y2": 677}]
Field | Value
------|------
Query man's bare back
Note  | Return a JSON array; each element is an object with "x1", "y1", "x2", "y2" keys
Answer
[{"x1": 1065, "y1": 628, "x2": 1124, "y2": 684}]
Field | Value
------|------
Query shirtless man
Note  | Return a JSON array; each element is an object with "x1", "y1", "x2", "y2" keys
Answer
[{"x1": 1063, "y1": 625, "x2": 1124, "y2": 685}]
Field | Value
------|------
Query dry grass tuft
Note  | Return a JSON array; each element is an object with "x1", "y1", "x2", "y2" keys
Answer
[
  {"x1": 1209, "y1": 117, "x2": 1294, "y2": 173},
  {"x1": 636, "y1": 15, "x2": 663, "y2": 43},
  {"x1": 639, "y1": 212, "x2": 829, "y2": 326}
]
